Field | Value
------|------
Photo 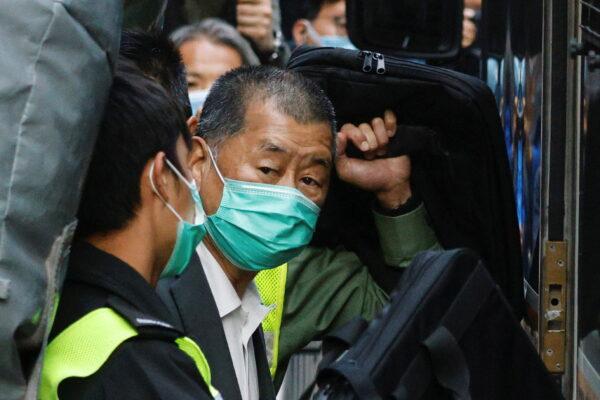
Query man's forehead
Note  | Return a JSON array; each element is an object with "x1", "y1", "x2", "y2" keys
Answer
[
  {"x1": 243, "y1": 101, "x2": 332, "y2": 138},
  {"x1": 256, "y1": 137, "x2": 333, "y2": 168}
]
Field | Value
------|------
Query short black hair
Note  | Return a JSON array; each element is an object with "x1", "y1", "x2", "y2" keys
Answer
[
  {"x1": 198, "y1": 66, "x2": 336, "y2": 151},
  {"x1": 119, "y1": 29, "x2": 192, "y2": 117},
  {"x1": 76, "y1": 60, "x2": 190, "y2": 238}
]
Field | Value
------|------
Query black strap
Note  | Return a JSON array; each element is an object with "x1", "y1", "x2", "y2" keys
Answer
[
  {"x1": 320, "y1": 317, "x2": 369, "y2": 372},
  {"x1": 422, "y1": 326, "x2": 470, "y2": 400},
  {"x1": 107, "y1": 296, "x2": 182, "y2": 341},
  {"x1": 328, "y1": 361, "x2": 383, "y2": 400},
  {"x1": 393, "y1": 263, "x2": 494, "y2": 400}
]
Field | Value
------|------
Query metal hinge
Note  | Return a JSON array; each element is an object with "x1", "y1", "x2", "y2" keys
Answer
[{"x1": 540, "y1": 241, "x2": 568, "y2": 373}]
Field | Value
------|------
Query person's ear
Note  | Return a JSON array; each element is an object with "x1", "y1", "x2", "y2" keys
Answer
[
  {"x1": 292, "y1": 20, "x2": 310, "y2": 46},
  {"x1": 187, "y1": 115, "x2": 199, "y2": 136},
  {"x1": 148, "y1": 151, "x2": 175, "y2": 203},
  {"x1": 188, "y1": 136, "x2": 211, "y2": 185}
]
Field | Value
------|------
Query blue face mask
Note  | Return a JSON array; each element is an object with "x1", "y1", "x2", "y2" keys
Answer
[
  {"x1": 150, "y1": 160, "x2": 206, "y2": 279},
  {"x1": 189, "y1": 89, "x2": 210, "y2": 115},
  {"x1": 319, "y1": 35, "x2": 357, "y2": 50},
  {"x1": 305, "y1": 20, "x2": 357, "y2": 50},
  {"x1": 194, "y1": 148, "x2": 321, "y2": 272}
]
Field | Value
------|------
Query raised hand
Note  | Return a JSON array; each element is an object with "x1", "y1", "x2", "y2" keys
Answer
[{"x1": 335, "y1": 110, "x2": 412, "y2": 209}]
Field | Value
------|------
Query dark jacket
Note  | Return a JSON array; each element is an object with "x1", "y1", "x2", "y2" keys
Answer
[
  {"x1": 157, "y1": 254, "x2": 277, "y2": 400},
  {"x1": 49, "y1": 242, "x2": 213, "y2": 400}
]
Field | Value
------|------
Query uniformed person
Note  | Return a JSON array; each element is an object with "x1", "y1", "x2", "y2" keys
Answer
[{"x1": 39, "y1": 60, "x2": 219, "y2": 399}]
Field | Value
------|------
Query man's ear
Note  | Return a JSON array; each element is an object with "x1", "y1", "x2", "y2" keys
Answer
[
  {"x1": 188, "y1": 136, "x2": 211, "y2": 184},
  {"x1": 187, "y1": 115, "x2": 199, "y2": 136},
  {"x1": 147, "y1": 151, "x2": 173, "y2": 203},
  {"x1": 292, "y1": 20, "x2": 309, "y2": 46}
]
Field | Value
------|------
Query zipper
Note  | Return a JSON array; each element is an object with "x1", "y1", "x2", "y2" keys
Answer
[
  {"x1": 361, "y1": 50, "x2": 373, "y2": 72},
  {"x1": 374, "y1": 52, "x2": 386, "y2": 74},
  {"x1": 359, "y1": 51, "x2": 386, "y2": 75},
  {"x1": 288, "y1": 47, "x2": 484, "y2": 99}
]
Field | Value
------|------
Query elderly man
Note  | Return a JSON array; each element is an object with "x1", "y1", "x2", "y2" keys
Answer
[
  {"x1": 158, "y1": 65, "x2": 439, "y2": 400},
  {"x1": 165, "y1": 0, "x2": 288, "y2": 65},
  {"x1": 171, "y1": 19, "x2": 260, "y2": 114}
]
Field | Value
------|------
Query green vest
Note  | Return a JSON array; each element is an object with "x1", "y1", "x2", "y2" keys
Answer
[
  {"x1": 255, "y1": 263, "x2": 288, "y2": 378},
  {"x1": 39, "y1": 307, "x2": 221, "y2": 399}
]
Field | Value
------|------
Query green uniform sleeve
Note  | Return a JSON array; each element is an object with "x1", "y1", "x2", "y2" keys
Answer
[
  {"x1": 373, "y1": 203, "x2": 441, "y2": 267},
  {"x1": 276, "y1": 203, "x2": 441, "y2": 387}
]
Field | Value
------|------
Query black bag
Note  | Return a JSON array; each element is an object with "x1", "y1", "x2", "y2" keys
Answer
[
  {"x1": 312, "y1": 249, "x2": 563, "y2": 400},
  {"x1": 287, "y1": 47, "x2": 524, "y2": 317}
]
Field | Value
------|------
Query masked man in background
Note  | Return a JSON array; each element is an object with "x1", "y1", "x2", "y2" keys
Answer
[{"x1": 290, "y1": 0, "x2": 356, "y2": 50}]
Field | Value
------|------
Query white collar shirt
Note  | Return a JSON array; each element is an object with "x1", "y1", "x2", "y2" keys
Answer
[{"x1": 198, "y1": 242, "x2": 271, "y2": 400}]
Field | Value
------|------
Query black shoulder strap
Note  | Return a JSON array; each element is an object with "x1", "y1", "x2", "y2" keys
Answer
[
  {"x1": 320, "y1": 317, "x2": 369, "y2": 372},
  {"x1": 107, "y1": 296, "x2": 182, "y2": 341}
]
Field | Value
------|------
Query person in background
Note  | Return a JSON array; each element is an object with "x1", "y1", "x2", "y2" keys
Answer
[
  {"x1": 462, "y1": 0, "x2": 481, "y2": 49},
  {"x1": 39, "y1": 60, "x2": 217, "y2": 399},
  {"x1": 171, "y1": 19, "x2": 260, "y2": 115},
  {"x1": 165, "y1": 0, "x2": 289, "y2": 65},
  {"x1": 290, "y1": 0, "x2": 355, "y2": 50}
]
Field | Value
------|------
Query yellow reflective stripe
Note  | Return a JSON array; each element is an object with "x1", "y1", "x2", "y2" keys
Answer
[
  {"x1": 39, "y1": 308, "x2": 219, "y2": 399},
  {"x1": 39, "y1": 308, "x2": 137, "y2": 400},
  {"x1": 255, "y1": 263, "x2": 288, "y2": 377},
  {"x1": 175, "y1": 337, "x2": 221, "y2": 398}
]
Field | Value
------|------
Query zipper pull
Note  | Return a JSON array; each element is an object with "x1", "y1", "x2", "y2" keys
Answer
[
  {"x1": 375, "y1": 53, "x2": 386, "y2": 74},
  {"x1": 361, "y1": 51, "x2": 373, "y2": 73}
]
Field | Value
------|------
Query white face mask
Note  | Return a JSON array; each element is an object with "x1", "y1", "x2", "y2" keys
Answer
[{"x1": 189, "y1": 89, "x2": 210, "y2": 115}]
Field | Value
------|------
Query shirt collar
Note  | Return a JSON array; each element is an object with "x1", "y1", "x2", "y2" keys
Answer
[{"x1": 197, "y1": 242, "x2": 271, "y2": 323}]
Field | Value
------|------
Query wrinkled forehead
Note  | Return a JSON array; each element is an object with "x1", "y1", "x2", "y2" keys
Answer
[
  {"x1": 244, "y1": 101, "x2": 333, "y2": 149},
  {"x1": 217, "y1": 102, "x2": 334, "y2": 164}
]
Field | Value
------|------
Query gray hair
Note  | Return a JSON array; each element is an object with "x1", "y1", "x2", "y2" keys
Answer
[
  {"x1": 198, "y1": 66, "x2": 337, "y2": 156},
  {"x1": 170, "y1": 18, "x2": 260, "y2": 66}
]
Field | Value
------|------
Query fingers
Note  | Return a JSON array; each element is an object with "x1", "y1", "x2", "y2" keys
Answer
[
  {"x1": 237, "y1": 0, "x2": 268, "y2": 4},
  {"x1": 370, "y1": 117, "x2": 389, "y2": 156},
  {"x1": 340, "y1": 123, "x2": 369, "y2": 152},
  {"x1": 358, "y1": 123, "x2": 379, "y2": 153},
  {"x1": 238, "y1": 25, "x2": 271, "y2": 41},
  {"x1": 338, "y1": 111, "x2": 398, "y2": 159},
  {"x1": 236, "y1": 14, "x2": 270, "y2": 28},
  {"x1": 335, "y1": 130, "x2": 348, "y2": 158},
  {"x1": 383, "y1": 110, "x2": 397, "y2": 137},
  {"x1": 237, "y1": 3, "x2": 272, "y2": 20}
]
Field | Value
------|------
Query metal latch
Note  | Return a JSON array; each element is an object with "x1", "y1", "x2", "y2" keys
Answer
[{"x1": 540, "y1": 241, "x2": 568, "y2": 373}]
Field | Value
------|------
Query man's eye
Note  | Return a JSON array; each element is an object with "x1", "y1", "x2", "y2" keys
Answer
[
  {"x1": 301, "y1": 177, "x2": 320, "y2": 187},
  {"x1": 259, "y1": 167, "x2": 275, "y2": 175}
]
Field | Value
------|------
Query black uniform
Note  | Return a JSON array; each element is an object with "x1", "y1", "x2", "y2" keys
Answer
[{"x1": 49, "y1": 241, "x2": 213, "y2": 400}]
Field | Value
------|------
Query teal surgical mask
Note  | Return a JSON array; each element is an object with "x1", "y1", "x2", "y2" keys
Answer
[
  {"x1": 149, "y1": 159, "x2": 206, "y2": 278},
  {"x1": 194, "y1": 148, "x2": 321, "y2": 272}
]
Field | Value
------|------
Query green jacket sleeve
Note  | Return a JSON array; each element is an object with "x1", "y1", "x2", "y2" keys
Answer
[{"x1": 275, "y1": 204, "x2": 440, "y2": 387}]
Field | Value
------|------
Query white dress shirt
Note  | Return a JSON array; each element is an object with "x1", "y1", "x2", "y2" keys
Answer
[{"x1": 198, "y1": 242, "x2": 272, "y2": 400}]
